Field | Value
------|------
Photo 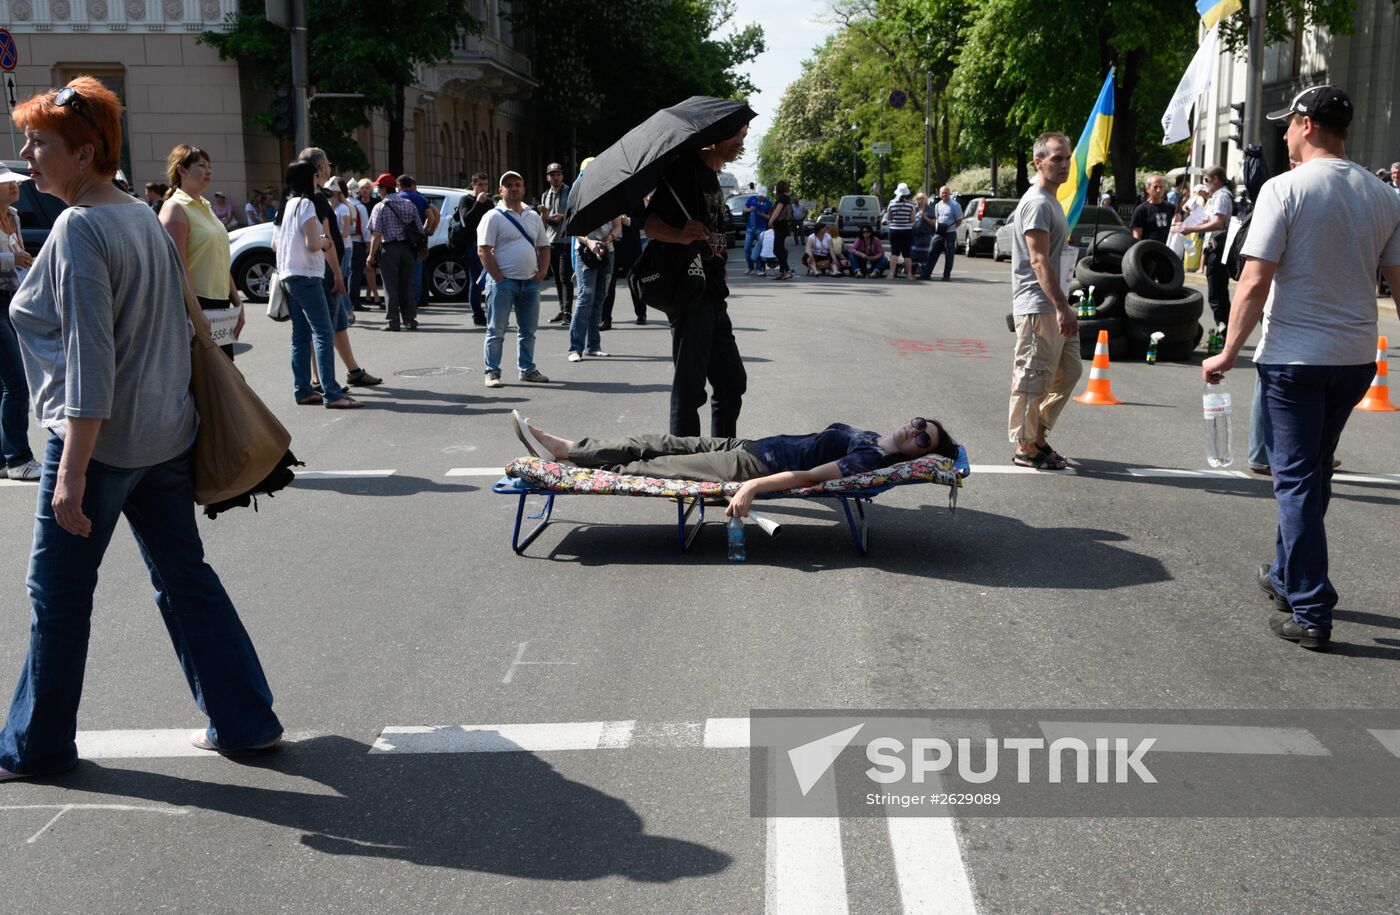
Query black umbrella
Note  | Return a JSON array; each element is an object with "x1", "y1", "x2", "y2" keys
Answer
[{"x1": 563, "y1": 96, "x2": 756, "y2": 235}]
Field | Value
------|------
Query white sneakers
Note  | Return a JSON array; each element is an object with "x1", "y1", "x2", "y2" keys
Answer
[
  {"x1": 567, "y1": 351, "x2": 582, "y2": 362},
  {"x1": 6, "y1": 460, "x2": 41, "y2": 481}
]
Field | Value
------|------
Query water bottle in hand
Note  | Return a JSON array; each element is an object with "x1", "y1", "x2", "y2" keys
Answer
[
  {"x1": 727, "y1": 514, "x2": 747, "y2": 562},
  {"x1": 1203, "y1": 379, "x2": 1234, "y2": 468}
]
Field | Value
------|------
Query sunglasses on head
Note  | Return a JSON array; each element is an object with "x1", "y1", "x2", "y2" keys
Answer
[
  {"x1": 910, "y1": 417, "x2": 936, "y2": 450},
  {"x1": 54, "y1": 86, "x2": 97, "y2": 127}
]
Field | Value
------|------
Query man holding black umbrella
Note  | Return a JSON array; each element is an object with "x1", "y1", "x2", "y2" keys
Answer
[{"x1": 645, "y1": 125, "x2": 750, "y2": 437}]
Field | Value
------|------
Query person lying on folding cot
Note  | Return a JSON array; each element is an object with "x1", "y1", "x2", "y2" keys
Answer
[{"x1": 511, "y1": 411, "x2": 958, "y2": 518}]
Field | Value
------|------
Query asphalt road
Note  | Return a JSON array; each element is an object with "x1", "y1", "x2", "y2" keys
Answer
[{"x1": 2, "y1": 248, "x2": 1399, "y2": 914}]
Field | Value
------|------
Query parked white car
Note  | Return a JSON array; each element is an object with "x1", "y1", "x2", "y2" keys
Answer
[{"x1": 230, "y1": 185, "x2": 469, "y2": 302}]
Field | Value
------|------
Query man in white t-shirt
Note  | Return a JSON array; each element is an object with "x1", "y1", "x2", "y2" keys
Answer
[
  {"x1": 1007, "y1": 132, "x2": 1080, "y2": 471},
  {"x1": 1203, "y1": 85, "x2": 1400, "y2": 650},
  {"x1": 479, "y1": 170, "x2": 552, "y2": 387}
]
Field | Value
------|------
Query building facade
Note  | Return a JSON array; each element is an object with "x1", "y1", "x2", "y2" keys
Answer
[
  {"x1": 1195, "y1": 0, "x2": 1400, "y2": 179},
  {"x1": 0, "y1": 0, "x2": 548, "y2": 210}
]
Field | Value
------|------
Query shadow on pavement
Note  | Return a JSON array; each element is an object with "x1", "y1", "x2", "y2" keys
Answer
[
  {"x1": 77, "y1": 736, "x2": 732, "y2": 883},
  {"x1": 291, "y1": 476, "x2": 478, "y2": 497},
  {"x1": 525, "y1": 502, "x2": 1169, "y2": 589}
]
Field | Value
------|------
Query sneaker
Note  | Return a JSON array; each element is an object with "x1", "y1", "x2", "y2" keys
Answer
[
  {"x1": 347, "y1": 369, "x2": 383, "y2": 386},
  {"x1": 548, "y1": 311, "x2": 569, "y2": 324},
  {"x1": 1249, "y1": 465, "x2": 1272, "y2": 476},
  {"x1": 484, "y1": 372, "x2": 502, "y2": 388},
  {"x1": 599, "y1": 322, "x2": 612, "y2": 331},
  {"x1": 1257, "y1": 562, "x2": 1291, "y2": 612},
  {"x1": 519, "y1": 370, "x2": 550, "y2": 384},
  {"x1": 0, "y1": 765, "x2": 29, "y2": 782},
  {"x1": 584, "y1": 349, "x2": 610, "y2": 357},
  {"x1": 744, "y1": 268, "x2": 754, "y2": 275},
  {"x1": 567, "y1": 351, "x2": 583, "y2": 362},
  {"x1": 381, "y1": 324, "x2": 401, "y2": 332},
  {"x1": 190, "y1": 729, "x2": 283, "y2": 753},
  {"x1": 6, "y1": 459, "x2": 41, "y2": 481},
  {"x1": 1269, "y1": 615, "x2": 1330, "y2": 650}
]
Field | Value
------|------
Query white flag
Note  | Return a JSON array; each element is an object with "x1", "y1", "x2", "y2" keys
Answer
[{"x1": 1161, "y1": 25, "x2": 1221, "y2": 145}]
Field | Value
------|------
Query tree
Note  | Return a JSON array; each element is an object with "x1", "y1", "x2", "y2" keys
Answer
[
  {"x1": 201, "y1": 0, "x2": 481, "y2": 174},
  {"x1": 510, "y1": 0, "x2": 764, "y2": 163}
]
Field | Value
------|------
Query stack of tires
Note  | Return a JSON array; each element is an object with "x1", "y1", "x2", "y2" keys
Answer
[{"x1": 1070, "y1": 231, "x2": 1204, "y2": 362}]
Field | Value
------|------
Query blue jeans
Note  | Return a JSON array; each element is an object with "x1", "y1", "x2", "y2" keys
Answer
[
  {"x1": 338, "y1": 248, "x2": 355, "y2": 324},
  {"x1": 1248, "y1": 374, "x2": 1269, "y2": 470},
  {"x1": 413, "y1": 260, "x2": 425, "y2": 306},
  {"x1": 0, "y1": 436, "x2": 282, "y2": 775},
  {"x1": 284, "y1": 274, "x2": 346, "y2": 403},
  {"x1": 744, "y1": 229, "x2": 763, "y2": 270},
  {"x1": 854, "y1": 254, "x2": 889, "y2": 276},
  {"x1": 921, "y1": 230, "x2": 956, "y2": 278},
  {"x1": 1257, "y1": 362, "x2": 1375, "y2": 630},
  {"x1": 483, "y1": 277, "x2": 541, "y2": 376},
  {"x1": 569, "y1": 251, "x2": 612, "y2": 354},
  {"x1": 0, "y1": 297, "x2": 34, "y2": 469}
]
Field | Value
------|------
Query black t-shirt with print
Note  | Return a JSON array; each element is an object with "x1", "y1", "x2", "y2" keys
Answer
[
  {"x1": 312, "y1": 190, "x2": 345, "y2": 261},
  {"x1": 646, "y1": 152, "x2": 728, "y2": 297},
  {"x1": 1129, "y1": 200, "x2": 1175, "y2": 244}
]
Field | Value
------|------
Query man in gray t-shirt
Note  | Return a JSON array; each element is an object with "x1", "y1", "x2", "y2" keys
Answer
[
  {"x1": 1202, "y1": 84, "x2": 1400, "y2": 649},
  {"x1": 1007, "y1": 132, "x2": 1081, "y2": 471}
]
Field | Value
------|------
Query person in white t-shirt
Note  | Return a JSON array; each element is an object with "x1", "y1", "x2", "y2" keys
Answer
[
  {"x1": 1202, "y1": 84, "x2": 1400, "y2": 650},
  {"x1": 1174, "y1": 166, "x2": 1235, "y2": 327},
  {"x1": 479, "y1": 170, "x2": 551, "y2": 387}
]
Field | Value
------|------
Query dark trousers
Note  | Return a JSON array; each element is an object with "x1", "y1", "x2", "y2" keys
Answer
[
  {"x1": 773, "y1": 226, "x2": 790, "y2": 273},
  {"x1": 349, "y1": 241, "x2": 368, "y2": 303},
  {"x1": 0, "y1": 295, "x2": 35, "y2": 469},
  {"x1": 1205, "y1": 243, "x2": 1231, "y2": 327},
  {"x1": 1258, "y1": 362, "x2": 1375, "y2": 630},
  {"x1": 379, "y1": 241, "x2": 417, "y2": 329},
  {"x1": 550, "y1": 243, "x2": 574, "y2": 313},
  {"x1": 921, "y1": 230, "x2": 955, "y2": 278},
  {"x1": 465, "y1": 247, "x2": 486, "y2": 323},
  {"x1": 569, "y1": 434, "x2": 769, "y2": 482},
  {"x1": 670, "y1": 298, "x2": 746, "y2": 438}
]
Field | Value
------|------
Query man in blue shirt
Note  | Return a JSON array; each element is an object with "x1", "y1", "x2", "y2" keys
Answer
[
  {"x1": 918, "y1": 185, "x2": 963, "y2": 280},
  {"x1": 511, "y1": 412, "x2": 957, "y2": 519},
  {"x1": 743, "y1": 186, "x2": 772, "y2": 275},
  {"x1": 397, "y1": 175, "x2": 439, "y2": 308}
]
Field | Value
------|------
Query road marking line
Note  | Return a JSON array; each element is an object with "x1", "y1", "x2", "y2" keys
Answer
[
  {"x1": 0, "y1": 803, "x2": 189, "y2": 844},
  {"x1": 0, "y1": 479, "x2": 37, "y2": 487},
  {"x1": 1333, "y1": 472, "x2": 1400, "y2": 485},
  {"x1": 446, "y1": 467, "x2": 508, "y2": 477},
  {"x1": 501, "y1": 641, "x2": 529, "y2": 684},
  {"x1": 1125, "y1": 467, "x2": 1252, "y2": 479},
  {"x1": 1038, "y1": 722, "x2": 1329, "y2": 755},
  {"x1": 73, "y1": 729, "x2": 318, "y2": 758},
  {"x1": 370, "y1": 722, "x2": 628, "y2": 754},
  {"x1": 766, "y1": 794, "x2": 848, "y2": 914},
  {"x1": 293, "y1": 469, "x2": 396, "y2": 479},
  {"x1": 968, "y1": 465, "x2": 1078, "y2": 476},
  {"x1": 887, "y1": 815, "x2": 979, "y2": 914},
  {"x1": 1367, "y1": 729, "x2": 1400, "y2": 758},
  {"x1": 704, "y1": 717, "x2": 752, "y2": 748}
]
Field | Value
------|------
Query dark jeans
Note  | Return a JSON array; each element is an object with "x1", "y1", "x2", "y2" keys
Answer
[
  {"x1": 0, "y1": 294, "x2": 34, "y2": 469},
  {"x1": 570, "y1": 434, "x2": 769, "y2": 482},
  {"x1": 1205, "y1": 243, "x2": 1231, "y2": 327},
  {"x1": 379, "y1": 241, "x2": 416, "y2": 329},
  {"x1": 0, "y1": 437, "x2": 282, "y2": 775},
  {"x1": 349, "y1": 241, "x2": 368, "y2": 303},
  {"x1": 773, "y1": 226, "x2": 790, "y2": 273},
  {"x1": 550, "y1": 243, "x2": 574, "y2": 313},
  {"x1": 921, "y1": 230, "x2": 956, "y2": 279},
  {"x1": 1258, "y1": 362, "x2": 1375, "y2": 630},
  {"x1": 465, "y1": 247, "x2": 486, "y2": 322},
  {"x1": 670, "y1": 298, "x2": 746, "y2": 438}
]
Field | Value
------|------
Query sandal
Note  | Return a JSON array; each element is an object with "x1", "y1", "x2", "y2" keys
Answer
[
  {"x1": 296, "y1": 394, "x2": 322, "y2": 406},
  {"x1": 1037, "y1": 442, "x2": 1069, "y2": 466},
  {"x1": 325, "y1": 396, "x2": 364, "y2": 409},
  {"x1": 1012, "y1": 450, "x2": 1067, "y2": 471}
]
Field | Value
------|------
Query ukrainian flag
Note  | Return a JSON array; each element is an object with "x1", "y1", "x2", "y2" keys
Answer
[
  {"x1": 1057, "y1": 68, "x2": 1114, "y2": 231},
  {"x1": 1197, "y1": 0, "x2": 1242, "y2": 29}
]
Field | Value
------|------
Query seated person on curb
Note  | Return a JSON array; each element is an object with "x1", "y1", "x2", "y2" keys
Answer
[
  {"x1": 849, "y1": 226, "x2": 890, "y2": 277},
  {"x1": 511, "y1": 412, "x2": 957, "y2": 518},
  {"x1": 804, "y1": 223, "x2": 839, "y2": 275}
]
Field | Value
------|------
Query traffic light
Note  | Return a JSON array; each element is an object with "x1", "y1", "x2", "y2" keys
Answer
[
  {"x1": 1228, "y1": 102, "x2": 1245, "y2": 149},
  {"x1": 272, "y1": 84, "x2": 294, "y2": 136}
]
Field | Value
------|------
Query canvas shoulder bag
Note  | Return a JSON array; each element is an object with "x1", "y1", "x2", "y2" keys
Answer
[{"x1": 628, "y1": 180, "x2": 708, "y2": 321}]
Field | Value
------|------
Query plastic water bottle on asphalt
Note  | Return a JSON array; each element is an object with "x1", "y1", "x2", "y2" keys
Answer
[
  {"x1": 1207, "y1": 323, "x2": 1225, "y2": 356},
  {"x1": 1146, "y1": 331, "x2": 1164, "y2": 365},
  {"x1": 727, "y1": 514, "x2": 746, "y2": 562},
  {"x1": 1086, "y1": 285, "x2": 1098, "y2": 318},
  {"x1": 1204, "y1": 379, "x2": 1234, "y2": 467}
]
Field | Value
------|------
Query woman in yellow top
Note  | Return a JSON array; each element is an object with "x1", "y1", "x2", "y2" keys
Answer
[{"x1": 158, "y1": 144, "x2": 243, "y2": 359}]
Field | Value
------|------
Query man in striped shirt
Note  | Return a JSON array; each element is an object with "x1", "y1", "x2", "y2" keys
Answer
[{"x1": 883, "y1": 183, "x2": 918, "y2": 278}]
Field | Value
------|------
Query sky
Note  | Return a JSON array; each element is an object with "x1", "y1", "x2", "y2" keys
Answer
[{"x1": 726, "y1": 0, "x2": 839, "y2": 187}]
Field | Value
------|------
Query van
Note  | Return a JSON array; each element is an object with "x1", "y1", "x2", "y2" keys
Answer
[{"x1": 836, "y1": 195, "x2": 880, "y2": 238}]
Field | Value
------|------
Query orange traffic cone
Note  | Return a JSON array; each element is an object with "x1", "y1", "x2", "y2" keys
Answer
[
  {"x1": 1357, "y1": 336, "x2": 1397, "y2": 412},
  {"x1": 1074, "y1": 330, "x2": 1122, "y2": 405}
]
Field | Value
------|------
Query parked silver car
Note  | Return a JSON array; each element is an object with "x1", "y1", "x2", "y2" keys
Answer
[
  {"x1": 992, "y1": 205, "x2": 1131, "y2": 261},
  {"x1": 956, "y1": 197, "x2": 1018, "y2": 257},
  {"x1": 230, "y1": 185, "x2": 469, "y2": 302}
]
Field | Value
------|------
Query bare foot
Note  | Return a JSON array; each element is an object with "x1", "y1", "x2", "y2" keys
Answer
[{"x1": 529, "y1": 423, "x2": 573, "y2": 461}]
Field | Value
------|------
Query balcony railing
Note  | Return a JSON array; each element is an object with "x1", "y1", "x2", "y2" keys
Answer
[{"x1": 452, "y1": 32, "x2": 533, "y2": 80}]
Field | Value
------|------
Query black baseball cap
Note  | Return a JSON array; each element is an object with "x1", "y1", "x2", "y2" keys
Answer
[{"x1": 1265, "y1": 85, "x2": 1353, "y2": 129}]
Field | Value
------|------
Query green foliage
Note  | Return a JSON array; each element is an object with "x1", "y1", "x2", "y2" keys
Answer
[
  {"x1": 511, "y1": 0, "x2": 764, "y2": 156},
  {"x1": 1217, "y1": 0, "x2": 1369, "y2": 52},
  {"x1": 201, "y1": 0, "x2": 481, "y2": 172}
]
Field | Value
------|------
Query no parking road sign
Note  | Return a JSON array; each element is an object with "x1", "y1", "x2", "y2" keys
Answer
[{"x1": 0, "y1": 30, "x2": 18, "y2": 72}]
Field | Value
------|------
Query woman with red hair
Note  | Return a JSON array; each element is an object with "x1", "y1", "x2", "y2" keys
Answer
[{"x1": 0, "y1": 78, "x2": 283, "y2": 782}]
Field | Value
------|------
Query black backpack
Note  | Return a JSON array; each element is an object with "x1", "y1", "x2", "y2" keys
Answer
[{"x1": 448, "y1": 204, "x2": 470, "y2": 252}]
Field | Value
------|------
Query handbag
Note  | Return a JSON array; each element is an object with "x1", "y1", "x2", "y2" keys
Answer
[
  {"x1": 628, "y1": 180, "x2": 708, "y2": 321},
  {"x1": 178, "y1": 274, "x2": 301, "y2": 518},
  {"x1": 265, "y1": 270, "x2": 289, "y2": 321},
  {"x1": 576, "y1": 240, "x2": 604, "y2": 269},
  {"x1": 400, "y1": 200, "x2": 430, "y2": 262}
]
